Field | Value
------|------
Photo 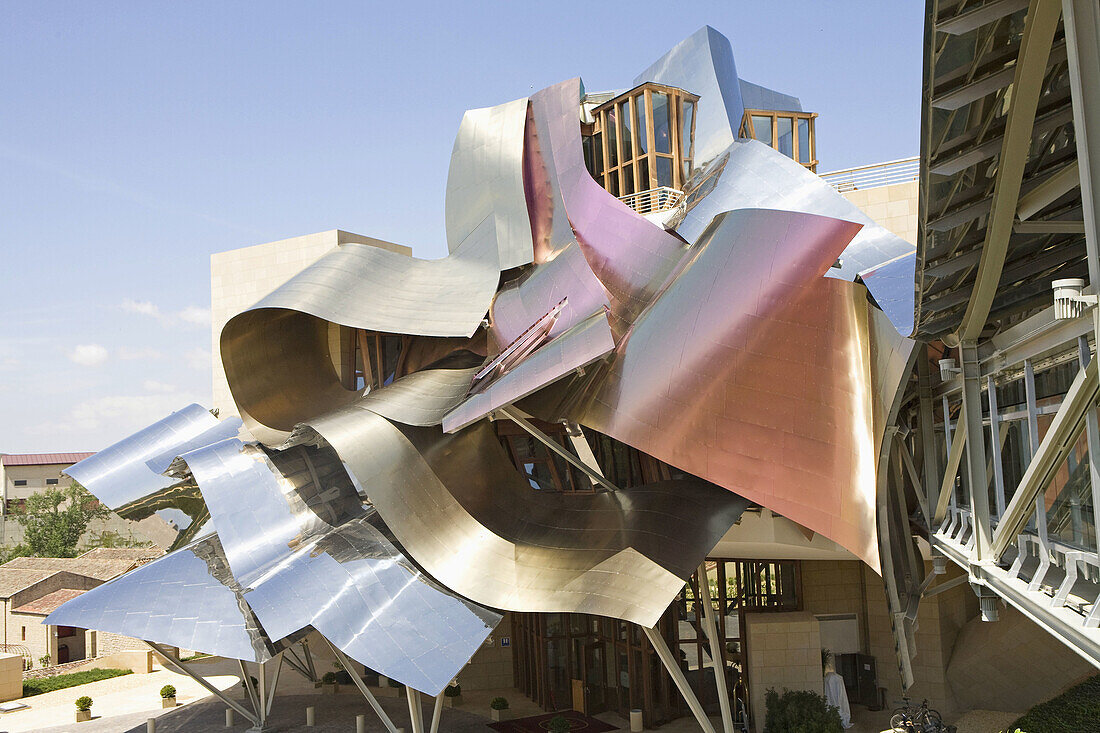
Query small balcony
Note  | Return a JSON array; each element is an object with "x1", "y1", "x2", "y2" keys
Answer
[{"x1": 618, "y1": 186, "x2": 685, "y2": 216}]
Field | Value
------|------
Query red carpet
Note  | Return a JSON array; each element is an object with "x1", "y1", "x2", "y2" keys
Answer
[{"x1": 487, "y1": 710, "x2": 620, "y2": 733}]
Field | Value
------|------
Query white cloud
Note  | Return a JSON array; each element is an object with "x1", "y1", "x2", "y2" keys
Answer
[
  {"x1": 62, "y1": 393, "x2": 199, "y2": 434},
  {"x1": 119, "y1": 299, "x2": 209, "y2": 328},
  {"x1": 142, "y1": 380, "x2": 176, "y2": 393},
  {"x1": 68, "y1": 344, "x2": 108, "y2": 366},
  {"x1": 178, "y1": 306, "x2": 211, "y2": 326},
  {"x1": 120, "y1": 298, "x2": 161, "y2": 318},
  {"x1": 185, "y1": 347, "x2": 212, "y2": 371}
]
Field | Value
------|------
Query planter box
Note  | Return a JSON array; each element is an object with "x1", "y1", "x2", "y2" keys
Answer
[
  {"x1": 443, "y1": 695, "x2": 462, "y2": 708},
  {"x1": 76, "y1": 710, "x2": 92, "y2": 722},
  {"x1": 321, "y1": 683, "x2": 338, "y2": 695},
  {"x1": 490, "y1": 709, "x2": 509, "y2": 721},
  {"x1": 373, "y1": 685, "x2": 403, "y2": 698},
  {"x1": 162, "y1": 697, "x2": 176, "y2": 708}
]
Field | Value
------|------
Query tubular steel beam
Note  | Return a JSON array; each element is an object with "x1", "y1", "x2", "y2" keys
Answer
[
  {"x1": 643, "y1": 626, "x2": 718, "y2": 733},
  {"x1": 407, "y1": 688, "x2": 425, "y2": 733},
  {"x1": 987, "y1": 375, "x2": 1008, "y2": 517},
  {"x1": 1016, "y1": 161, "x2": 1081, "y2": 220},
  {"x1": 145, "y1": 642, "x2": 258, "y2": 726},
  {"x1": 322, "y1": 637, "x2": 400, "y2": 733},
  {"x1": 698, "y1": 564, "x2": 734, "y2": 733},
  {"x1": 429, "y1": 693, "x2": 445, "y2": 733},
  {"x1": 497, "y1": 406, "x2": 620, "y2": 491},
  {"x1": 957, "y1": 0, "x2": 1065, "y2": 342},
  {"x1": 935, "y1": 403, "x2": 968, "y2": 525},
  {"x1": 991, "y1": 357, "x2": 1099, "y2": 559}
]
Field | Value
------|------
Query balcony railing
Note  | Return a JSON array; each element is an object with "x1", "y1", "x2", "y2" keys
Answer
[
  {"x1": 818, "y1": 156, "x2": 919, "y2": 193},
  {"x1": 618, "y1": 186, "x2": 685, "y2": 216}
]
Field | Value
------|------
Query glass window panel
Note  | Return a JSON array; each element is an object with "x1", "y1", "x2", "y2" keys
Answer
[
  {"x1": 751, "y1": 115, "x2": 772, "y2": 145},
  {"x1": 635, "y1": 95, "x2": 647, "y2": 155},
  {"x1": 656, "y1": 156, "x2": 672, "y2": 187},
  {"x1": 619, "y1": 101, "x2": 633, "y2": 162},
  {"x1": 583, "y1": 135, "x2": 596, "y2": 177},
  {"x1": 622, "y1": 163, "x2": 634, "y2": 195},
  {"x1": 636, "y1": 157, "x2": 649, "y2": 192},
  {"x1": 1045, "y1": 430, "x2": 1096, "y2": 550},
  {"x1": 652, "y1": 92, "x2": 671, "y2": 154},
  {"x1": 593, "y1": 132, "x2": 603, "y2": 175},
  {"x1": 797, "y1": 118, "x2": 811, "y2": 164},
  {"x1": 608, "y1": 171, "x2": 619, "y2": 197},
  {"x1": 681, "y1": 100, "x2": 695, "y2": 162},
  {"x1": 777, "y1": 116, "x2": 794, "y2": 158},
  {"x1": 606, "y1": 108, "x2": 618, "y2": 167}
]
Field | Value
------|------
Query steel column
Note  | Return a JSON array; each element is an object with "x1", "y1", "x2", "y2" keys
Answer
[
  {"x1": 429, "y1": 693, "x2": 445, "y2": 733},
  {"x1": 960, "y1": 342, "x2": 993, "y2": 562},
  {"x1": 145, "y1": 642, "x2": 258, "y2": 726},
  {"x1": 407, "y1": 688, "x2": 425, "y2": 733},
  {"x1": 497, "y1": 406, "x2": 620, "y2": 491},
  {"x1": 918, "y1": 354, "x2": 942, "y2": 527},
  {"x1": 322, "y1": 637, "x2": 401, "y2": 733},
  {"x1": 698, "y1": 564, "x2": 734, "y2": 733},
  {"x1": 988, "y1": 375, "x2": 1008, "y2": 517},
  {"x1": 642, "y1": 625, "x2": 717, "y2": 733}
]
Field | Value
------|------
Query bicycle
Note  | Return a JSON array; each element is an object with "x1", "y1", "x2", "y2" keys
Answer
[{"x1": 890, "y1": 696, "x2": 944, "y2": 732}]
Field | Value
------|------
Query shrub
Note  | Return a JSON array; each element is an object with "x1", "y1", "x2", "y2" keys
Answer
[
  {"x1": 444, "y1": 683, "x2": 461, "y2": 697},
  {"x1": 75, "y1": 696, "x2": 93, "y2": 711},
  {"x1": 321, "y1": 672, "x2": 338, "y2": 685},
  {"x1": 160, "y1": 685, "x2": 176, "y2": 699},
  {"x1": 763, "y1": 688, "x2": 842, "y2": 733},
  {"x1": 1011, "y1": 673, "x2": 1100, "y2": 733},
  {"x1": 38, "y1": 654, "x2": 51, "y2": 668},
  {"x1": 23, "y1": 669, "x2": 131, "y2": 697},
  {"x1": 490, "y1": 696, "x2": 509, "y2": 710},
  {"x1": 548, "y1": 715, "x2": 571, "y2": 733}
]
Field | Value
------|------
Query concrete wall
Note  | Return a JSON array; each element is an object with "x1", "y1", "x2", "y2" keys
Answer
[
  {"x1": 744, "y1": 611, "x2": 822, "y2": 733},
  {"x1": 840, "y1": 181, "x2": 918, "y2": 245},
  {"x1": 209, "y1": 229, "x2": 411, "y2": 415}
]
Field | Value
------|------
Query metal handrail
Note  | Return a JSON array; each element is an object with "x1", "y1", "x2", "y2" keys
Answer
[
  {"x1": 819, "y1": 156, "x2": 919, "y2": 193},
  {"x1": 618, "y1": 186, "x2": 685, "y2": 215}
]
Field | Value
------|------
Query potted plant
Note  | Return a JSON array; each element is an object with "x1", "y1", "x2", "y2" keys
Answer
[
  {"x1": 548, "y1": 714, "x2": 571, "y2": 733},
  {"x1": 321, "y1": 671, "x2": 338, "y2": 695},
  {"x1": 443, "y1": 682, "x2": 462, "y2": 707},
  {"x1": 490, "y1": 696, "x2": 509, "y2": 721},
  {"x1": 160, "y1": 684, "x2": 177, "y2": 708},
  {"x1": 75, "y1": 696, "x2": 93, "y2": 722}
]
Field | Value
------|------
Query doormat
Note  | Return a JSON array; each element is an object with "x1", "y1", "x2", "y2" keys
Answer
[{"x1": 488, "y1": 710, "x2": 620, "y2": 733}]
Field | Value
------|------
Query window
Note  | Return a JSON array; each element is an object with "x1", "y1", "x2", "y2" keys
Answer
[
  {"x1": 20, "y1": 627, "x2": 25, "y2": 642},
  {"x1": 739, "y1": 109, "x2": 818, "y2": 171},
  {"x1": 12, "y1": 480, "x2": 26, "y2": 487},
  {"x1": 588, "y1": 83, "x2": 700, "y2": 199},
  {"x1": 341, "y1": 329, "x2": 408, "y2": 392},
  {"x1": 45, "y1": 478, "x2": 59, "y2": 485}
]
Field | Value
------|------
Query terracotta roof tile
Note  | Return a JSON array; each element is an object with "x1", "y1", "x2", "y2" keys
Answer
[
  {"x1": 1, "y1": 453, "x2": 95, "y2": 467},
  {"x1": 11, "y1": 588, "x2": 86, "y2": 616}
]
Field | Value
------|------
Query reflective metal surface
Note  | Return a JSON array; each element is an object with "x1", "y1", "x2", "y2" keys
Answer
[
  {"x1": 44, "y1": 533, "x2": 274, "y2": 663},
  {"x1": 304, "y1": 409, "x2": 749, "y2": 627},
  {"x1": 172, "y1": 437, "x2": 500, "y2": 695},
  {"x1": 63, "y1": 403, "x2": 241, "y2": 540},
  {"x1": 633, "y1": 25, "x2": 746, "y2": 164},
  {"x1": 672, "y1": 140, "x2": 917, "y2": 335},
  {"x1": 445, "y1": 97, "x2": 533, "y2": 269}
]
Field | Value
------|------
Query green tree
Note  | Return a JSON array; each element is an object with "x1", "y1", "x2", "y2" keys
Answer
[{"x1": 16, "y1": 482, "x2": 109, "y2": 557}]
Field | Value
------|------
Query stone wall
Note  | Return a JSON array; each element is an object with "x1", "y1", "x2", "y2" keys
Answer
[
  {"x1": 744, "y1": 611, "x2": 822, "y2": 733},
  {"x1": 458, "y1": 613, "x2": 514, "y2": 691}
]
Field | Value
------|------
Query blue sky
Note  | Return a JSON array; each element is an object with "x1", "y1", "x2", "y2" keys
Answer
[{"x1": 0, "y1": 1, "x2": 924, "y2": 453}]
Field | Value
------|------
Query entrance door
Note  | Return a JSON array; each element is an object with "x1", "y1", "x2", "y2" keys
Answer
[{"x1": 583, "y1": 642, "x2": 608, "y2": 715}]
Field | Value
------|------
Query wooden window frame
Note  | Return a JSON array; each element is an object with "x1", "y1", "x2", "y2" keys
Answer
[
  {"x1": 591, "y1": 83, "x2": 700, "y2": 196},
  {"x1": 740, "y1": 109, "x2": 819, "y2": 172}
]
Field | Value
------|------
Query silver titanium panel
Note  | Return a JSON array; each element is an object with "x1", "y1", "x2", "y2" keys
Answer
[
  {"x1": 672, "y1": 140, "x2": 916, "y2": 335},
  {"x1": 63, "y1": 403, "x2": 240, "y2": 541},
  {"x1": 44, "y1": 534, "x2": 273, "y2": 663},
  {"x1": 173, "y1": 438, "x2": 499, "y2": 696},
  {"x1": 859, "y1": 251, "x2": 918, "y2": 338},
  {"x1": 358, "y1": 367, "x2": 479, "y2": 427},
  {"x1": 445, "y1": 97, "x2": 533, "y2": 270},
  {"x1": 220, "y1": 220, "x2": 501, "y2": 445},
  {"x1": 632, "y1": 25, "x2": 746, "y2": 165},
  {"x1": 307, "y1": 410, "x2": 748, "y2": 627},
  {"x1": 443, "y1": 311, "x2": 615, "y2": 433}
]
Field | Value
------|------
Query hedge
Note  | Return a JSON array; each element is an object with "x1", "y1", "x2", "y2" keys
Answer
[
  {"x1": 23, "y1": 668, "x2": 132, "y2": 697},
  {"x1": 1011, "y1": 673, "x2": 1100, "y2": 733}
]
